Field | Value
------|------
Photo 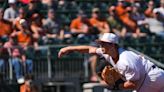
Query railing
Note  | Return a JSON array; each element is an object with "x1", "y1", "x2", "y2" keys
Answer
[{"x1": 0, "y1": 45, "x2": 90, "y2": 83}]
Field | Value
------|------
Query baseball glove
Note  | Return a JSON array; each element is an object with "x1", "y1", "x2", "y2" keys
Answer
[{"x1": 101, "y1": 65, "x2": 122, "y2": 86}]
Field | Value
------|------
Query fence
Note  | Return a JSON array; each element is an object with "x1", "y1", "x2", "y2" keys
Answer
[{"x1": 0, "y1": 45, "x2": 90, "y2": 83}]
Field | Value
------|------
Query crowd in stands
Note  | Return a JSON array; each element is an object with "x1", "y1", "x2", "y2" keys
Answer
[{"x1": 0, "y1": 0, "x2": 163, "y2": 86}]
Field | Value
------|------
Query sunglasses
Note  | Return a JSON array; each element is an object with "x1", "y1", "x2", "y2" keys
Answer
[{"x1": 93, "y1": 11, "x2": 100, "y2": 14}]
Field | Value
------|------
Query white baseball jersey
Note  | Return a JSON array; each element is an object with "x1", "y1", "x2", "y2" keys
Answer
[{"x1": 96, "y1": 48, "x2": 164, "y2": 92}]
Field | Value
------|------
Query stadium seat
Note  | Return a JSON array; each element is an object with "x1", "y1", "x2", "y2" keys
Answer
[
  {"x1": 78, "y1": 2, "x2": 93, "y2": 10},
  {"x1": 152, "y1": 35, "x2": 163, "y2": 43},
  {"x1": 59, "y1": 14, "x2": 71, "y2": 24}
]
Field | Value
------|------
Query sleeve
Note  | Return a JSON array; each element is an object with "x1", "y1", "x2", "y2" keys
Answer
[
  {"x1": 117, "y1": 60, "x2": 140, "y2": 81},
  {"x1": 124, "y1": 66, "x2": 140, "y2": 81},
  {"x1": 70, "y1": 20, "x2": 77, "y2": 29},
  {"x1": 3, "y1": 10, "x2": 10, "y2": 20}
]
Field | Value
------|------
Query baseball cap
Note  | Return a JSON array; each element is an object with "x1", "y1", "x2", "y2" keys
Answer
[
  {"x1": 96, "y1": 33, "x2": 119, "y2": 44},
  {"x1": 118, "y1": 0, "x2": 124, "y2": 2},
  {"x1": 8, "y1": 0, "x2": 16, "y2": 4},
  {"x1": 133, "y1": 3, "x2": 140, "y2": 8},
  {"x1": 92, "y1": 7, "x2": 100, "y2": 13},
  {"x1": 19, "y1": 19, "x2": 28, "y2": 27},
  {"x1": 19, "y1": 19, "x2": 26, "y2": 25}
]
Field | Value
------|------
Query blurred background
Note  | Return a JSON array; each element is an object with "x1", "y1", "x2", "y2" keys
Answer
[{"x1": 0, "y1": 0, "x2": 163, "y2": 92}]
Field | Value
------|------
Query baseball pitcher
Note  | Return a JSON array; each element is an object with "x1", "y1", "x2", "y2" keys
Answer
[{"x1": 58, "y1": 33, "x2": 164, "y2": 92}]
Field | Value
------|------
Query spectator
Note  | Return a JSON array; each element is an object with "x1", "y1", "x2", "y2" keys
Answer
[
  {"x1": 139, "y1": 11, "x2": 164, "y2": 37},
  {"x1": 20, "y1": 74, "x2": 36, "y2": 92},
  {"x1": 144, "y1": 0, "x2": 154, "y2": 18},
  {"x1": 11, "y1": 48, "x2": 33, "y2": 84},
  {"x1": 30, "y1": 14, "x2": 44, "y2": 46},
  {"x1": 0, "y1": 8, "x2": 13, "y2": 42},
  {"x1": 115, "y1": 0, "x2": 136, "y2": 31},
  {"x1": 130, "y1": 3, "x2": 145, "y2": 23},
  {"x1": 4, "y1": 36, "x2": 33, "y2": 84},
  {"x1": 130, "y1": 3, "x2": 147, "y2": 36},
  {"x1": 90, "y1": 7, "x2": 110, "y2": 37},
  {"x1": 43, "y1": 9, "x2": 70, "y2": 44},
  {"x1": 70, "y1": 10, "x2": 90, "y2": 34},
  {"x1": 11, "y1": 19, "x2": 33, "y2": 49},
  {"x1": 107, "y1": 6, "x2": 126, "y2": 37},
  {"x1": 3, "y1": 0, "x2": 18, "y2": 22},
  {"x1": 115, "y1": 0, "x2": 142, "y2": 38},
  {"x1": 70, "y1": 10, "x2": 92, "y2": 43},
  {"x1": 20, "y1": 77, "x2": 32, "y2": 92},
  {"x1": 20, "y1": 75, "x2": 39, "y2": 92}
]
